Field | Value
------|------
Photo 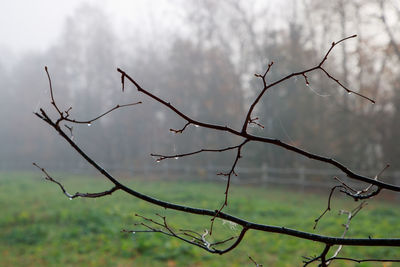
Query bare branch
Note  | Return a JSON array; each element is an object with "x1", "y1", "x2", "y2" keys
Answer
[
  {"x1": 314, "y1": 185, "x2": 342, "y2": 229},
  {"x1": 44, "y1": 66, "x2": 141, "y2": 127},
  {"x1": 242, "y1": 35, "x2": 373, "y2": 135},
  {"x1": 319, "y1": 67, "x2": 375, "y2": 103},
  {"x1": 33, "y1": 163, "x2": 120, "y2": 199},
  {"x1": 326, "y1": 202, "x2": 368, "y2": 265},
  {"x1": 35, "y1": 35, "x2": 400, "y2": 265},
  {"x1": 116, "y1": 39, "x2": 400, "y2": 192},
  {"x1": 326, "y1": 257, "x2": 400, "y2": 264},
  {"x1": 36, "y1": 71, "x2": 400, "y2": 248},
  {"x1": 44, "y1": 66, "x2": 63, "y2": 116},
  {"x1": 315, "y1": 165, "x2": 389, "y2": 229},
  {"x1": 248, "y1": 117, "x2": 265, "y2": 129},
  {"x1": 249, "y1": 256, "x2": 263, "y2": 267},
  {"x1": 170, "y1": 122, "x2": 191, "y2": 134},
  {"x1": 303, "y1": 244, "x2": 331, "y2": 266},
  {"x1": 35, "y1": 67, "x2": 400, "y2": 248},
  {"x1": 123, "y1": 213, "x2": 248, "y2": 255},
  {"x1": 151, "y1": 139, "x2": 249, "y2": 162},
  {"x1": 210, "y1": 139, "x2": 248, "y2": 234},
  {"x1": 64, "y1": 102, "x2": 142, "y2": 125}
]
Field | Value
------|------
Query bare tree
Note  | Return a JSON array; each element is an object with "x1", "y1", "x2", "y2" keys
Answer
[{"x1": 34, "y1": 36, "x2": 400, "y2": 266}]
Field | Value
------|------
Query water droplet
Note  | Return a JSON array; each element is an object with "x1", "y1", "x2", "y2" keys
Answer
[
  {"x1": 87, "y1": 123, "x2": 92, "y2": 126},
  {"x1": 156, "y1": 160, "x2": 161, "y2": 163},
  {"x1": 69, "y1": 197, "x2": 72, "y2": 200},
  {"x1": 132, "y1": 231, "x2": 136, "y2": 235},
  {"x1": 306, "y1": 83, "x2": 310, "y2": 87},
  {"x1": 174, "y1": 157, "x2": 179, "y2": 160},
  {"x1": 194, "y1": 124, "x2": 199, "y2": 128},
  {"x1": 348, "y1": 92, "x2": 352, "y2": 95}
]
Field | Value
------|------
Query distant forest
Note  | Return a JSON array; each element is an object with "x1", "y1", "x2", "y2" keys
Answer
[{"x1": 1, "y1": 1, "x2": 399, "y2": 174}]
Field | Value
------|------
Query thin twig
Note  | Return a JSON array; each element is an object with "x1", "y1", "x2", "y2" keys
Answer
[
  {"x1": 151, "y1": 139, "x2": 249, "y2": 162},
  {"x1": 326, "y1": 202, "x2": 367, "y2": 265},
  {"x1": 33, "y1": 163, "x2": 120, "y2": 199},
  {"x1": 249, "y1": 256, "x2": 263, "y2": 267},
  {"x1": 326, "y1": 257, "x2": 400, "y2": 264},
  {"x1": 35, "y1": 36, "x2": 400, "y2": 260},
  {"x1": 117, "y1": 58, "x2": 399, "y2": 192},
  {"x1": 34, "y1": 71, "x2": 400, "y2": 248}
]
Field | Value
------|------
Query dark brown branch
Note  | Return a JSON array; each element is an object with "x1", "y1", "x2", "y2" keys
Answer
[
  {"x1": 249, "y1": 256, "x2": 263, "y2": 267},
  {"x1": 241, "y1": 35, "x2": 373, "y2": 135},
  {"x1": 320, "y1": 244, "x2": 332, "y2": 267},
  {"x1": 45, "y1": 66, "x2": 62, "y2": 116},
  {"x1": 63, "y1": 102, "x2": 142, "y2": 125},
  {"x1": 35, "y1": 74, "x2": 400, "y2": 248},
  {"x1": 151, "y1": 139, "x2": 249, "y2": 162},
  {"x1": 326, "y1": 257, "x2": 400, "y2": 264},
  {"x1": 216, "y1": 227, "x2": 248, "y2": 254},
  {"x1": 303, "y1": 244, "x2": 331, "y2": 266},
  {"x1": 64, "y1": 124, "x2": 74, "y2": 140},
  {"x1": 244, "y1": 134, "x2": 399, "y2": 192},
  {"x1": 248, "y1": 117, "x2": 265, "y2": 129},
  {"x1": 170, "y1": 122, "x2": 191, "y2": 134},
  {"x1": 117, "y1": 55, "x2": 399, "y2": 192},
  {"x1": 326, "y1": 202, "x2": 367, "y2": 266},
  {"x1": 209, "y1": 236, "x2": 237, "y2": 247},
  {"x1": 33, "y1": 163, "x2": 120, "y2": 199},
  {"x1": 35, "y1": 35, "x2": 400, "y2": 264},
  {"x1": 319, "y1": 67, "x2": 375, "y2": 103},
  {"x1": 123, "y1": 213, "x2": 248, "y2": 255},
  {"x1": 210, "y1": 139, "x2": 249, "y2": 234},
  {"x1": 357, "y1": 164, "x2": 390, "y2": 195},
  {"x1": 314, "y1": 185, "x2": 342, "y2": 229},
  {"x1": 340, "y1": 187, "x2": 381, "y2": 201},
  {"x1": 315, "y1": 165, "x2": 388, "y2": 230},
  {"x1": 44, "y1": 66, "x2": 141, "y2": 127},
  {"x1": 335, "y1": 166, "x2": 386, "y2": 201}
]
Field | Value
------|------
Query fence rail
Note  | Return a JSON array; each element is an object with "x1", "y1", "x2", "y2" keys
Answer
[
  {"x1": 107, "y1": 162, "x2": 400, "y2": 191},
  {"x1": 3, "y1": 160, "x2": 399, "y2": 191}
]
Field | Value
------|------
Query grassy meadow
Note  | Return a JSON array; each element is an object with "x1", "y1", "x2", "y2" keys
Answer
[{"x1": 0, "y1": 172, "x2": 399, "y2": 266}]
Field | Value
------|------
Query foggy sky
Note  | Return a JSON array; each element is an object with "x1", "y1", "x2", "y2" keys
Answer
[
  {"x1": 0, "y1": 0, "x2": 182, "y2": 55},
  {"x1": 0, "y1": 0, "x2": 288, "y2": 57}
]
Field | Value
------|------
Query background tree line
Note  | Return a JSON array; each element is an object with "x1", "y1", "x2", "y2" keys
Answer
[{"x1": 1, "y1": 0, "x2": 399, "y2": 175}]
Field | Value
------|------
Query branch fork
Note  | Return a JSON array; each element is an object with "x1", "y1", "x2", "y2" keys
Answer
[{"x1": 34, "y1": 36, "x2": 400, "y2": 265}]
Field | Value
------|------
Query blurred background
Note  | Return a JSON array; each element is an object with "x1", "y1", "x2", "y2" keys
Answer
[
  {"x1": 1, "y1": 0, "x2": 399, "y2": 178},
  {"x1": 1, "y1": 0, "x2": 400, "y2": 266}
]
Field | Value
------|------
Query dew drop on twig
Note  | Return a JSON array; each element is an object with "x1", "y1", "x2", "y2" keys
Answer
[
  {"x1": 69, "y1": 197, "x2": 72, "y2": 200},
  {"x1": 174, "y1": 157, "x2": 179, "y2": 160},
  {"x1": 194, "y1": 124, "x2": 199, "y2": 128},
  {"x1": 87, "y1": 123, "x2": 92, "y2": 127}
]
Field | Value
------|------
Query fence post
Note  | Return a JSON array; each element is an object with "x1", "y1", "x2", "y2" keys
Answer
[
  {"x1": 207, "y1": 163, "x2": 213, "y2": 181},
  {"x1": 164, "y1": 161, "x2": 169, "y2": 177},
  {"x1": 262, "y1": 163, "x2": 268, "y2": 185},
  {"x1": 396, "y1": 171, "x2": 400, "y2": 201},
  {"x1": 299, "y1": 167, "x2": 305, "y2": 192}
]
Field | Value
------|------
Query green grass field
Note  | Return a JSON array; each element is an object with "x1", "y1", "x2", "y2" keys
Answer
[{"x1": 0, "y1": 172, "x2": 399, "y2": 267}]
